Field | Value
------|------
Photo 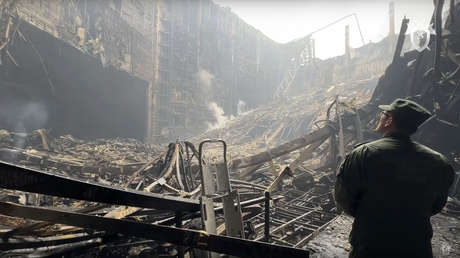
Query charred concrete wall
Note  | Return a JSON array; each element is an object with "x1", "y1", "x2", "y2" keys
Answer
[
  {"x1": 2, "y1": 0, "x2": 400, "y2": 142},
  {"x1": 5, "y1": 0, "x2": 281, "y2": 142},
  {"x1": 151, "y1": 0, "x2": 281, "y2": 139},
  {"x1": 285, "y1": 37, "x2": 397, "y2": 97},
  {"x1": 0, "y1": 20, "x2": 148, "y2": 140}
]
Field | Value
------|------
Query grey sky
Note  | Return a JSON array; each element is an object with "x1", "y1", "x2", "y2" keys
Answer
[{"x1": 213, "y1": 0, "x2": 436, "y2": 59}]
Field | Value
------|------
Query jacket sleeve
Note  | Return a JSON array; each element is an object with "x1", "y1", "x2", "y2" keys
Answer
[
  {"x1": 431, "y1": 161, "x2": 455, "y2": 215},
  {"x1": 334, "y1": 146, "x2": 368, "y2": 217}
]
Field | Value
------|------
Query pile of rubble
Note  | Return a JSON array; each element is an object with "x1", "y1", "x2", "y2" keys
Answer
[
  {"x1": 0, "y1": 129, "x2": 163, "y2": 182},
  {"x1": 0, "y1": 86, "x2": 362, "y2": 257}
]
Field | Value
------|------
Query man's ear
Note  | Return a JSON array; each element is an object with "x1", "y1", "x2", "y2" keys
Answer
[{"x1": 384, "y1": 117, "x2": 393, "y2": 127}]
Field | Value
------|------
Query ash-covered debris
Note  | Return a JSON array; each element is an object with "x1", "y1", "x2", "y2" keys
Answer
[
  {"x1": 0, "y1": 129, "x2": 164, "y2": 181},
  {"x1": 0, "y1": 98, "x2": 348, "y2": 257}
]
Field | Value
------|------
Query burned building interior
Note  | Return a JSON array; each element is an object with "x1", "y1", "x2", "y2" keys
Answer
[{"x1": 0, "y1": 0, "x2": 459, "y2": 257}]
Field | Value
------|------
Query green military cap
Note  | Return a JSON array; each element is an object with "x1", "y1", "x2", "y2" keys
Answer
[{"x1": 378, "y1": 98, "x2": 432, "y2": 129}]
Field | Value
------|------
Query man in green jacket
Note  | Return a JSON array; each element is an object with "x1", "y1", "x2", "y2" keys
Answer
[{"x1": 334, "y1": 98, "x2": 454, "y2": 258}]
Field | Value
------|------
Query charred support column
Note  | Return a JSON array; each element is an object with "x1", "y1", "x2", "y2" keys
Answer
[
  {"x1": 344, "y1": 25, "x2": 351, "y2": 81},
  {"x1": 311, "y1": 38, "x2": 316, "y2": 63},
  {"x1": 433, "y1": 0, "x2": 445, "y2": 79},
  {"x1": 264, "y1": 191, "x2": 270, "y2": 242},
  {"x1": 392, "y1": 17, "x2": 410, "y2": 62},
  {"x1": 336, "y1": 95, "x2": 345, "y2": 162},
  {"x1": 147, "y1": 81, "x2": 153, "y2": 143},
  {"x1": 345, "y1": 25, "x2": 351, "y2": 62},
  {"x1": 389, "y1": 2, "x2": 396, "y2": 53},
  {"x1": 151, "y1": 0, "x2": 162, "y2": 141}
]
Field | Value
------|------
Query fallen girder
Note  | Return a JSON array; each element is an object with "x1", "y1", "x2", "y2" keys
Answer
[
  {"x1": 0, "y1": 232, "x2": 107, "y2": 252},
  {"x1": 230, "y1": 126, "x2": 333, "y2": 169},
  {"x1": 0, "y1": 161, "x2": 200, "y2": 212},
  {"x1": 0, "y1": 202, "x2": 310, "y2": 258}
]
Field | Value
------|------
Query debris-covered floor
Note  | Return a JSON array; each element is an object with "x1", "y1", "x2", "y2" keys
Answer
[{"x1": 0, "y1": 79, "x2": 369, "y2": 257}]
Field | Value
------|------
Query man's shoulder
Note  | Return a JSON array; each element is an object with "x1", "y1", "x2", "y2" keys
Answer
[
  {"x1": 352, "y1": 138, "x2": 386, "y2": 152},
  {"x1": 413, "y1": 142, "x2": 455, "y2": 183},
  {"x1": 343, "y1": 141, "x2": 380, "y2": 162},
  {"x1": 349, "y1": 141, "x2": 370, "y2": 155},
  {"x1": 353, "y1": 141, "x2": 369, "y2": 149},
  {"x1": 413, "y1": 141, "x2": 440, "y2": 154},
  {"x1": 413, "y1": 141, "x2": 450, "y2": 163}
]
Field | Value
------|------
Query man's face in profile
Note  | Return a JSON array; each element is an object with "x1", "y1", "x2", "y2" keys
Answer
[{"x1": 374, "y1": 111, "x2": 391, "y2": 134}]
